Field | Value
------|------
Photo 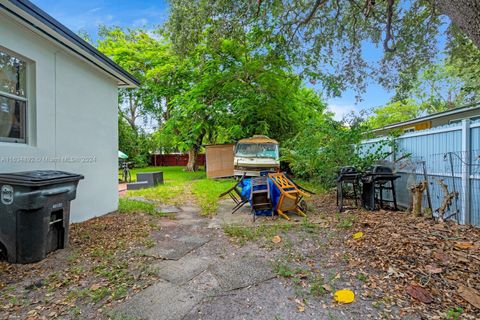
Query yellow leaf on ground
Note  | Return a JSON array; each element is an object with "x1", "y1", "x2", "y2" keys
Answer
[
  {"x1": 272, "y1": 235, "x2": 282, "y2": 243},
  {"x1": 353, "y1": 232, "x2": 364, "y2": 239},
  {"x1": 334, "y1": 289, "x2": 355, "y2": 304}
]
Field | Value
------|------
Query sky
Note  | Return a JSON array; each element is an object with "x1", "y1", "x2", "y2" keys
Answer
[{"x1": 32, "y1": 0, "x2": 394, "y2": 120}]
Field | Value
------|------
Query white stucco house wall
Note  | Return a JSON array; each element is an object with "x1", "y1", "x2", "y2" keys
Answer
[{"x1": 0, "y1": 0, "x2": 139, "y2": 222}]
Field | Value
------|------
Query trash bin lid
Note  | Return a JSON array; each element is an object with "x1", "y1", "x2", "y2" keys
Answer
[{"x1": 0, "y1": 170, "x2": 84, "y2": 187}]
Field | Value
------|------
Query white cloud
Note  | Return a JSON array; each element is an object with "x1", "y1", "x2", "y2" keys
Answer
[
  {"x1": 133, "y1": 18, "x2": 149, "y2": 27},
  {"x1": 87, "y1": 7, "x2": 102, "y2": 14},
  {"x1": 327, "y1": 104, "x2": 355, "y2": 121}
]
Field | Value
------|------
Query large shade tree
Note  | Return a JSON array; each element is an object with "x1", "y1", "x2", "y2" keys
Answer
[
  {"x1": 167, "y1": 0, "x2": 480, "y2": 101},
  {"x1": 97, "y1": 27, "x2": 173, "y2": 130},
  {"x1": 163, "y1": 30, "x2": 328, "y2": 171}
]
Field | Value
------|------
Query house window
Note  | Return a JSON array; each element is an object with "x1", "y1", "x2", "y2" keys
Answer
[
  {"x1": 0, "y1": 49, "x2": 28, "y2": 143},
  {"x1": 403, "y1": 127, "x2": 415, "y2": 133}
]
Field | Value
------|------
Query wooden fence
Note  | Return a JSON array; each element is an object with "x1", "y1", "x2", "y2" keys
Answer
[{"x1": 150, "y1": 154, "x2": 206, "y2": 167}]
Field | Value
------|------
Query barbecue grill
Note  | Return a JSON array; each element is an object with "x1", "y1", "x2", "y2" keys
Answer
[
  {"x1": 336, "y1": 166, "x2": 361, "y2": 212},
  {"x1": 361, "y1": 165, "x2": 400, "y2": 211}
]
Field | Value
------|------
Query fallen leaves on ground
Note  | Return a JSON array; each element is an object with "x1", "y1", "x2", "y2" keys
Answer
[
  {"x1": 294, "y1": 298, "x2": 306, "y2": 312},
  {"x1": 458, "y1": 285, "x2": 480, "y2": 310},
  {"x1": 405, "y1": 284, "x2": 433, "y2": 304},
  {"x1": 0, "y1": 211, "x2": 160, "y2": 319},
  {"x1": 322, "y1": 284, "x2": 333, "y2": 292},
  {"x1": 312, "y1": 192, "x2": 480, "y2": 318},
  {"x1": 454, "y1": 241, "x2": 475, "y2": 250},
  {"x1": 425, "y1": 264, "x2": 443, "y2": 274},
  {"x1": 272, "y1": 235, "x2": 282, "y2": 243}
]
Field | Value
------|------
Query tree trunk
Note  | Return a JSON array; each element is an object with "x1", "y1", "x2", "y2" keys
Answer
[
  {"x1": 436, "y1": 0, "x2": 480, "y2": 48},
  {"x1": 410, "y1": 181, "x2": 427, "y2": 217},
  {"x1": 186, "y1": 147, "x2": 199, "y2": 172}
]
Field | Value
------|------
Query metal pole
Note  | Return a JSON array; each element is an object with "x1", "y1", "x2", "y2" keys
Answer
[
  {"x1": 461, "y1": 119, "x2": 471, "y2": 224},
  {"x1": 448, "y1": 152, "x2": 460, "y2": 220},
  {"x1": 421, "y1": 161, "x2": 433, "y2": 214}
]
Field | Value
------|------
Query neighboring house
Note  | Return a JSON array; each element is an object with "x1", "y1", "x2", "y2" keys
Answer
[
  {"x1": 0, "y1": 0, "x2": 139, "y2": 222},
  {"x1": 371, "y1": 104, "x2": 480, "y2": 137}
]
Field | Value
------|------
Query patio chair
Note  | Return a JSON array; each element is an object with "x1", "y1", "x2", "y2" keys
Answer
[
  {"x1": 219, "y1": 173, "x2": 248, "y2": 214},
  {"x1": 268, "y1": 172, "x2": 311, "y2": 220},
  {"x1": 250, "y1": 176, "x2": 273, "y2": 221}
]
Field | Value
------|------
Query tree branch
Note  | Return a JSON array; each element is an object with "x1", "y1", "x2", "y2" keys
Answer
[
  {"x1": 384, "y1": 0, "x2": 396, "y2": 53},
  {"x1": 303, "y1": 0, "x2": 326, "y2": 24},
  {"x1": 256, "y1": 0, "x2": 262, "y2": 16},
  {"x1": 287, "y1": 0, "x2": 327, "y2": 47}
]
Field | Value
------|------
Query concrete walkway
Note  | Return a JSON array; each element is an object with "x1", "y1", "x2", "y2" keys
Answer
[
  {"x1": 113, "y1": 200, "x2": 380, "y2": 320},
  {"x1": 113, "y1": 204, "x2": 281, "y2": 320}
]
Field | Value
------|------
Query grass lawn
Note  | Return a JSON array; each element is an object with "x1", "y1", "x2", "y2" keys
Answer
[
  {"x1": 120, "y1": 166, "x2": 235, "y2": 216},
  {"x1": 191, "y1": 178, "x2": 235, "y2": 216}
]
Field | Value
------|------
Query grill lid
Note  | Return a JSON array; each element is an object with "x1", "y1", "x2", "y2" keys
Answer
[
  {"x1": 365, "y1": 165, "x2": 394, "y2": 175},
  {"x1": 338, "y1": 166, "x2": 358, "y2": 175}
]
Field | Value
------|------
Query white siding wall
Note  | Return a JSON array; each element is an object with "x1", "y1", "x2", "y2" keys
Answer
[{"x1": 0, "y1": 12, "x2": 119, "y2": 222}]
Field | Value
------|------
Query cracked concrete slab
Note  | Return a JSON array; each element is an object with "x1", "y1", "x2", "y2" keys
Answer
[
  {"x1": 207, "y1": 200, "x2": 253, "y2": 229},
  {"x1": 113, "y1": 281, "x2": 205, "y2": 320},
  {"x1": 144, "y1": 235, "x2": 209, "y2": 260},
  {"x1": 156, "y1": 205, "x2": 182, "y2": 214},
  {"x1": 208, "y1": 254, "x2": 275, "y2": 291},
  {"x1": 186, "y1": 270, "x2": 220, "y2": 294},
  {"x1": 155, "y1": 256, "x2": 211, "y2": 285}
]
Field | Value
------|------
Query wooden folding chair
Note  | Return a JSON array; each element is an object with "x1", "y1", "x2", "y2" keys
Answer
[
  {"x1": 268, "y1": 172, "x2": 311, "y2": 220},
  {"x1": 219, "y1": 173, "x2": 248, "y2": 214}
]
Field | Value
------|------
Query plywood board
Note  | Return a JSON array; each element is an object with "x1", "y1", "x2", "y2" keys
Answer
[{"x1": 205, "y1": 144, "x2": 234, "y2": 178}]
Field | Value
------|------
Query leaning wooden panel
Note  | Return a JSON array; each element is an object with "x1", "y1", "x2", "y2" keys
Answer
[{"x1": 206, "y1": 144, "x2": 235, "y2": 178}]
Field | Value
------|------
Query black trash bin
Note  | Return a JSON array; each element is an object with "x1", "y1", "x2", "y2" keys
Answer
[{"x1": 0, "y1": 170, "x2": 84, "y2": 264}]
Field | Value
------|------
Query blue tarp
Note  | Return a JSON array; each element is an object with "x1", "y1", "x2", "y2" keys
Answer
[{"x1": 240, "y1": 178, "x2": 281, "y2": 216}]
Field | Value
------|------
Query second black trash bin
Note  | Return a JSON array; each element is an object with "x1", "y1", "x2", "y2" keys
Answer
[{"x1": 0, "y1": 170, "x2": 84, "y2": 264}]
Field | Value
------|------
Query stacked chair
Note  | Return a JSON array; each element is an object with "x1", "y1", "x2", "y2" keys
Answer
[
  {"x1": 250, "y1": 176, "x2": 273, "y2": 221},
  {"x1": 220, "y1": 172, "x2": 313, "y2": 221}
]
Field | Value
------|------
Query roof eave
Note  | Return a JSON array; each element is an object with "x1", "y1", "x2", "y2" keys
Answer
[
  {"x1": 370, "y1": 103, "x2": 480, "y2": 133},
  {"x1": 2, "y1": 0, "x2": 140, "y2": 87}
]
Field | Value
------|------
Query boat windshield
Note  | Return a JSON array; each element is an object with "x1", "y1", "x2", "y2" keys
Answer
[{"x1": 235, "y1": 143, "x2": 279, "y2": 159}]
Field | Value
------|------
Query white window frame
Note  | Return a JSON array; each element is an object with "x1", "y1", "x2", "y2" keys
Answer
[
  {"x1": 0, "y1": 47, "x2": 29, "y2": 144},
  {"x1": 403, "y1": 126, "x2": 415, "y2": 133}
]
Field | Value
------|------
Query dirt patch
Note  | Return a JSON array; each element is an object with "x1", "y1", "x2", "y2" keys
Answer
[{"x1": 0, "y1": 212, "x2": 160, "y2": 319}]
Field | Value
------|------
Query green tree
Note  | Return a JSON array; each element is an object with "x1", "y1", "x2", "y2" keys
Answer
[
  {"x1": 97, "y1": 27, "x2": 183, "y2": 166},
  {"x1": 167, "y1": 0, "x2": 480, "y2": 100},
  {"x1": 446, "y1": 26, "x2": 480, "y2": 100},
  {"x1": 365, "y1": 100, "x2": 422, "y2": 129},
  {"x1": 97, "y1": 27, "x2": 172, "y2": 130},
  {"x1": 118, "y1": 117, "x2": 152, "y2": 167},
  {"x1": 162, "y1": 30, "x2": 328, "y2": 171}
]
